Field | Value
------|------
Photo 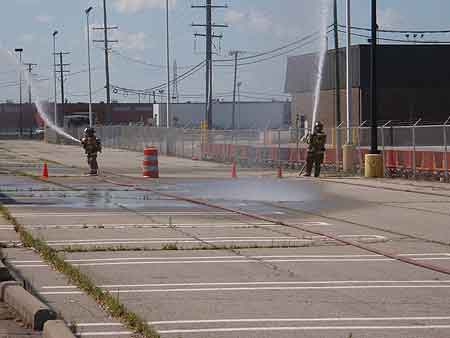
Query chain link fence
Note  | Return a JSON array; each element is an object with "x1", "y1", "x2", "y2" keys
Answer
[{"x1": 66, "y1": 123, "x2": 450, "y2": 180}]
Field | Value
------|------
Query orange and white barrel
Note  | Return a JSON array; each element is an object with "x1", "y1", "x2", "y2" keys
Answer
[{"x1": 143, "y1": 147, "x2": 159, "y2": 178}]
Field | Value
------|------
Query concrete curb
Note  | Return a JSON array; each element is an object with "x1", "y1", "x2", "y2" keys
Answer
[
  {"x1": 0, "y1": 281, "x2": 19, "y2": 301},
  {"x1": 0, "y1": 261, "x2": 12, "y2": 282},
  {"x1": 0, "y1": 281, "x2": 57, "y2": 330},
  {"x1": 43, "y1": 320, "x2": 77, "y2": 338}
]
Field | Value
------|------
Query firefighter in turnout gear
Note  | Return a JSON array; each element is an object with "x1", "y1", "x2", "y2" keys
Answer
[
  {"x1": 81, "y1": 127, "x2": 102, "y2": 176},
  {"x1": 304, "y1": 121, "x2": 327, "y2": 177}
]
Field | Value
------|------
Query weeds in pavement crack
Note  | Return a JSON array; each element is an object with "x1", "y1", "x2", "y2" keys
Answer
[{"x1": 0, "y1": 204, "x2": 160, "y2": 338}]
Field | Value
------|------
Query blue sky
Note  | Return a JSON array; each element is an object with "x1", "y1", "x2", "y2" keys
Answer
[{"x1": 1, "y1": 0, "x2": 450, "y2": 103}]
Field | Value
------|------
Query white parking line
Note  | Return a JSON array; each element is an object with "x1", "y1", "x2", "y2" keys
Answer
[
  {"x1": 157, "y1": 325, "x2": 450, "y2": 334},
  {"x1": 77, "y1": 316, "x2": 450, "y2": 327},
  {"x1": 40, "y1": 284, "x2": 450, "y2": 295},
  {"x1": 12, "y1": 211, "x2": 235, "y2": 217},
  {"x1": 12, "y1": 258, "x2": 432, "y2": 268},
  {"x1": 12, "y1": 253, "x2": 450, "y2": 268},
  {"x1": 77, "y1": 325, "x2": 450, "y2": 336},
  {"x1": 42, "y1": 280, "x2": 450, "y2": 290},
  {"x1": 13, "y1": 253, "x2": 448, "y2": 264}
]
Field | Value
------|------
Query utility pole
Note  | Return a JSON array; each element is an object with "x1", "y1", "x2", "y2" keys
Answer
[
  {"x1": 173, "y1": 60, "x2": 179, "y2": 103},
  {"x1": 345, "y1": 0, "x2": 352, "y2": 144},
  {"x1": 52, "y1": 31, "x2": 58, "y2": 127},
  {"x1": 24, "y1": 63, "x2": 37, "y2": 104},
  {"x1": 24, "y1": 62, "x2": 37, "y2": 137},
  {"x1": 364, "y1": 0, "x2": 382, "y2": 177},
  {"x1": 14, "y1": 48, "x2": 24, "y2": 137},
  {"x1": 56, "y1": 52, "x2": 70, "y2": 127},
  {"x1": 165, "y1": 0, "x2": 171, "y2": 128},
  {"x1": 85, "y1": 6, "x2": 94, "y2": 127},
  {"x1": 192, "y1": 0, "x2": 227, "y2": 129},
  {"x1": 229, "y1": 50, "x2": 244, "y2": 130},
  {"x1": 93, "y1": 0, "x2": 118, "y2": 123},
  {"x1": 342, "y1": 0, "x2": 354, "y2": 173},
  {"x1": 333, "y1": 0, "x2": 341, "y2": 170},
  {"x1": 370, "y1": 0, "x2": 378, "y2": 154}
]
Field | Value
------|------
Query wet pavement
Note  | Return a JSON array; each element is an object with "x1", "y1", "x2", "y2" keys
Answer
[{"x1": 0, "y1": 140, "x2": 449, "y2": 338}]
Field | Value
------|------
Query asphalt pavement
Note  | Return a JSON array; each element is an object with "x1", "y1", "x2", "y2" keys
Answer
[{"x1": 0, "y1": 140, "x2": 449, "y2": 338}]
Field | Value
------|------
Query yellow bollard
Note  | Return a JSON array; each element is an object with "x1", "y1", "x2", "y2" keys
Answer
[{"x1": 364, "y1": 154, "x2": 384, "y2": 178}]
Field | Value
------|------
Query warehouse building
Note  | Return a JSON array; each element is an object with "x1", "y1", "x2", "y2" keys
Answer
[
  {"x1": 0, "y1": 102, "x2": 153, "y2": 131},
  {"x1": 285, "y1": 44, "x2": 450, "y2": 128},
  {"x1": 154, "y1": 101, "x2": 291, "y2": 129}
]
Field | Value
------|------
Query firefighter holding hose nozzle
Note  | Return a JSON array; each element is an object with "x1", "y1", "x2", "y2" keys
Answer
[
  {"x1": 81, "y1": 127, "x2": 102, "y2": 176},
  {"x1": 301, "y1": 121, "x2": 327, "y2": 177}
]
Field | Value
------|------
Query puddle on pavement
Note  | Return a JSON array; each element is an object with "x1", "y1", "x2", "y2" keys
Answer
[
  {"x1": 159, "y1": 177, "x2": 323, "y2": 202},
  {"x1": 0, "y1": 189, "x2": 193, "y2": 209},
  {"x1": 0, "y1": 175, "x2": 354, "y2": 214}
]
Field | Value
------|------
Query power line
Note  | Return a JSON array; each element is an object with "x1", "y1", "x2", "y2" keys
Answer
[
  {"x1": 338, "y1": 24, "x2": 450, "y2": 34},
  {"x1": 110, "y1": 49, "x2": 198, "y2": 70},
  {"x1": 215, "y1": 31, "x2": 329, "y2": 67},
  {"x1": 215, "y1": 27, "x2": 332, "y2": 64},
  {"x1": 338, "y1": 29, "x2": 450, "y2": 44},
  {"x1": 112, "y1": 60, "x2": 206, "y2": 95}
]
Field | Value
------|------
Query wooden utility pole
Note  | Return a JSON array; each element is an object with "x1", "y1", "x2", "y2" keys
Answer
[
  {"x1": 192, "y1": 1, "x2": 227, "y2": 129},
  {"x1": 56, "y1": 52, "x2": 70, "y2": 126}
]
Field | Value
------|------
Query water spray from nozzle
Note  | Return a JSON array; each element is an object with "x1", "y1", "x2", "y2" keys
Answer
[
  {"x1": 2, "y1": 46, "x2": 81, "y2": 144},
  {"x1": 312, "y1": 0, "x2": 332, "y2": 133}
]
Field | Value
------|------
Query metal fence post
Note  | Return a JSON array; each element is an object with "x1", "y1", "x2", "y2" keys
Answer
[
  {"x1": 357, "y1": 121, "x2": 367, "y2": 176},
  {"x1": 336, "y1": 122, "x2": 344, "y2": 172},
  {"x1": 381, "y1": 121, "x2": 391, "y2": 175},
  {"x1": 412, "y1": 119, "x2": 421, "y2": 178},
  {"x1": 278, "y1": 129, "x2": 281, "y2": 169},
  {"x1": 191, "y1": 131, "x2": 194, "y2": 159},
  {"x1": 444, "y1": 116, "x2": 450, "y2": 181},
  {"x1": 181, "y1": 129, "x2": 185, "y2": 158}
]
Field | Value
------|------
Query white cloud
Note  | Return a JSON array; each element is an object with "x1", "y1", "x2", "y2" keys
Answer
[
  {"x1": 224, "y1": 9, "x2": 273, "y2": 33},
  {"x1": 112, "y1": 31, "x2": 148, "y2": 51},
  {"x1": 378, "y1": 8, "x2": 405, "y2": 29},
  {"x1": 224, "y1": 9, "x2": 246, "y2": 25},
  {"x1": 35, "y1": 14, "x2": 53, "y2": 23},
  {"x1": 114, "y1": 0, "x2": 175, "y2": 13}
]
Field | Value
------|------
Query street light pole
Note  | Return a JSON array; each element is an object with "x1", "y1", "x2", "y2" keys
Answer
[
  {"x1": 346, "y1": 0, "x2": 352, "y2": 144},
  {"x1": 85, "y1": 7, "x2": 94, "y2": 127},
  {"x1": 14, "y1": 48, "x2": 23, "y2": 137},
  {"x1": 370, "y1": 0, "x2": 378, "y2": 154},
  {"x1": 165, "y1": 0, "x2": 171, "y2": 128},
  {"x1": 52, "y1": 31, "x2": 58, "y2": 127},
  {"x1": 364, "y1": 0, "x2": 383, "y2": 177}
]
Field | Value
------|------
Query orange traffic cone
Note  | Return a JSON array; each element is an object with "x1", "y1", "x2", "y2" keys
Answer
[
  {"x1": 42, "y1": 162, "x2": 49, "y2": 179},
  {"x1": 277, "y1": 166, "x2": 283, "y2": 179},
  {"x1": 231, "y1": 161, "x2": 237, "y2": 179}
]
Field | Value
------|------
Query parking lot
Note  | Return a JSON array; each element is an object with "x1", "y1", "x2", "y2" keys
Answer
[{"x1": 1, "y1": 140, "x2": 450, "y2": 338}]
